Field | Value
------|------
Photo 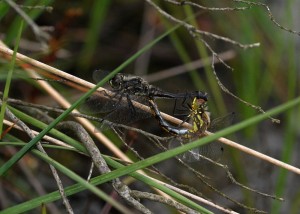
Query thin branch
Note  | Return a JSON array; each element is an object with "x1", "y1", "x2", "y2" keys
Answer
[
  {"x1": 5, "y1": 147, "x2": 60, "y2": 213},
  {"x1": 57, "y1": 121, "x2": 152, "y2": 214},
  {"x1": 233, "y1": 0, "x2": 300, "y2": 36},
  {"x1": 0, "y1": 99, "x2": 74, "y2": 214},
  {"x1": 194, "y1": 35, "x2": 280, "y2": 124},
  {"x1": 145, "y1": 0, "x2": 260, "y2": 49},
  {"x1": 131, "y1": 190, "x2": 199, "y2": 214},
  {"x1": 165, "y1": 0, "x2": 251, "y2": 11},
  {"x1": 3, "y1": 119, "x2": 73, "y2": 149},
  {"x1": 19, "y1": 5, "x2": 53, "y2": 12},
  {"x1": 166, "y1": 0, "x2": 300, "y2": 36}
]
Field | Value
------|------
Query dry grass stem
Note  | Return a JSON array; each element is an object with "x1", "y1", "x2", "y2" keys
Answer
[{"x1": 3, "y1": 119, "x2": 73, "y2": 148}]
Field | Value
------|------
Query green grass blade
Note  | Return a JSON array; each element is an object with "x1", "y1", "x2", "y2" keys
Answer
[
  {"x1": 7, "y1": 105, "x2": 87, "y2": 153},
  {"x1": 0, "y1": 1, "x2": 10, "y2": 21},
  {"x1": 78, "y1": 0, "x2": 111, "y2": 71},
  {"x1": 0, "y1": 20, "x2": 23, "y2": 136},
  {"x1": 0, "y1": 141, "x2": 79, "y2": 152}
]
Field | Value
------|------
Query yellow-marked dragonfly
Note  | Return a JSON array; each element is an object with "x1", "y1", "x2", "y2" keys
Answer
[{"x1": 149, "y1": 97, "x2": 231, "y2": 162}]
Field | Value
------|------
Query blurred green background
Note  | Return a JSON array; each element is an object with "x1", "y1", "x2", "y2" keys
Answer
[{"x1": 0, "y1": 0, "x2": 299, "y2": 213}]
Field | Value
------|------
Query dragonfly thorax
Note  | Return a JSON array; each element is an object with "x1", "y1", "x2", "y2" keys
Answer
[
  {"x1": 190, "y1": 98, "x2": 210, "y2": 134},
  {"x1": 110, "y1": 74, "x2": 148, "y2": 93}
]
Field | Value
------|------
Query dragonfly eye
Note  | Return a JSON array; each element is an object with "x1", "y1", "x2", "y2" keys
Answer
[
  {"x1": 109, "y1": 75, "x2": 124, "y2": 88},
  {"x1": 195, "y1": 91, "x2": 208, "y2": 101}
]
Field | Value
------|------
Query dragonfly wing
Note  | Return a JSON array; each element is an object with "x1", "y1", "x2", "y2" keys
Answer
[
  {"x1": 209, "y1": 112, "x2": 235, "y2": 132},
  {"x1": 168, "y1": 136, "x2": 203, "y2": 162},
  {"x1": 80, "y1": 93, "x2": 152, "y2": 132},
  {"x1": 79, "y1": 92, "x2": 117, "y2": 114},
  {"x1": 92, "y1": 69, "x2": 111, "y2": 83},
  {"x1": 168, "y1": 136, "x2": 223, "y2": 163}
]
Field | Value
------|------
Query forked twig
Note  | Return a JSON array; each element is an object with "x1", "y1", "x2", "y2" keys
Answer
[
  {"x1": 233, "y1": 0, "x2": 300, "y2": 36},
  {"x1": 146, "y1": 0, "x2": 260, "y2": 49}
]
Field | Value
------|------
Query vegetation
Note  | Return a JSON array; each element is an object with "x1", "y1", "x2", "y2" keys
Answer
[{"x1": 0, "y1": 1, "x2": 299, "y2": 213}]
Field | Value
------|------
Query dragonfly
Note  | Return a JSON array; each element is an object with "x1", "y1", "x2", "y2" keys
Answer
[
  {"x1": 80, "y1": 70, "x2": 209, "y2": 130},
  {"x1": 148, "y1": 97, "x2": 228, "y2": 162},
  {"x1": 105, "y1": 70, "x2": 208, "y2": 101}
]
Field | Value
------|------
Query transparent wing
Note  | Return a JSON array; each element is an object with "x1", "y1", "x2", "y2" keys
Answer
[
  {"x1": 209, "y1": 112, "x2": 235, "y2": 132},
  {"x1": 79, "y1": 92, "x2": 152, "y2": 131},
  {"x1": 92, "y1": 69, "x2": 111, "y2": 83},
  {"x1": 168, "y1": 136, "x2": 223, "y2": 163},
  {"x1": 167, "y1": 112, "x2": 234, "y2": 163}
]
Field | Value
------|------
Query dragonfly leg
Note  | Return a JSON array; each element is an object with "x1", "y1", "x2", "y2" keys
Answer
[{"x1": 126, "y1": 94, "x2": 136, "y2": 115}]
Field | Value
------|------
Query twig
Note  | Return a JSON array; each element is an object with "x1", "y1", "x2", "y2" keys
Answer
[
  {"x1": 195, "y1": 35, "x2": 280, "y2": 123},
  {"x1": 233, "y1": 0, "x2": 300, "y2": 36},
  {"x1": 3, "y1": 119, "x2": 73, "y2": 149},
  {"x1": 165, "y1": 0, "x2": 251, "y2": 11},
  {"x1": 131, "y1": 190, "x2": 199, "y2": 214},
  {"x1": 0, "y1": 99, "x2": 74, "y2": 214},
  {"x1": 57, "y1": 121, "x2": 152, "y2": 214},
  {"x1": 5, "y1": 147, "x2": 60, "y2": 213},
  {"x1": 19, "y1": 5, "x2": 53, "y2": 12},
  {"x1": 145, "y1": 0, "x2": 260, "y2": 49},
  {"x1": 165, "y1": 0, "x2": 300, "y2": 36}
]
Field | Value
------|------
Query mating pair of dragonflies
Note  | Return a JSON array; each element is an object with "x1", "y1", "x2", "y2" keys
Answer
[{"x1": 81, "y1": 70, "x2": 228, "y2": 162}]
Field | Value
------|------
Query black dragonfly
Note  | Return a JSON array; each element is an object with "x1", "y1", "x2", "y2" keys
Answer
[{"x1": 80, "y1": 70, "x2": 208, "y2": 130}]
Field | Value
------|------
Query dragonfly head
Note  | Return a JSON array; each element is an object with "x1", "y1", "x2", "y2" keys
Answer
[
  {"x1": 109, "y1": 73, "x2": 123, "y2": 90},
  {"x1": 195, "y1": 91, "x2": 208, "y2": 101}
]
